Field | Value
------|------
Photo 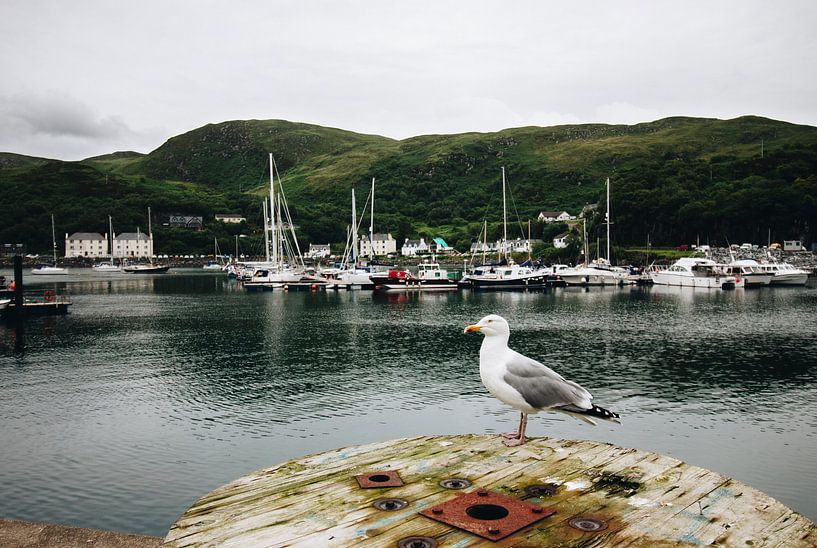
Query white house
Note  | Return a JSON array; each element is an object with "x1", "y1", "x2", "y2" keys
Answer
[
  {"x1": 401, "y1": 238, "x2": 428, "y2": 256},
  {"x1": 360, "y1": 233, "x2": 397, "y2": 257},
  {"x1": 470, "y1": 241, "x2": 499, "y2": 254},
  {"x1": 215, "y1": 213, "x2": 247, "y2": 224},
  {"x1": 553, "y1": 233, "x2": 570, "y2": 249},
  {"x1": 65, "y1": 232, "x2": 107, "y2": 258},
  {"x1": 538, "y1": 211, "x2": 575, "y2": 223},
  {"x1": 115, "y1": 232, "x2": 153, "y2": 258},
  {"x1": 783, "y1": 240, "x2": 805, "y2": 251},
  {"x1": 307, "y1": 243, "x2": 331, "y2": 259}
]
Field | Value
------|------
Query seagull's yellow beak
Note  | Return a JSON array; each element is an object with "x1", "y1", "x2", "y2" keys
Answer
[{"x1": 463, "y1": 324, "x2": 482, "y2": 333}]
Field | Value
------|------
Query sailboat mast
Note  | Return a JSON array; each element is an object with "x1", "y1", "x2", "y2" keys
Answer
[
  {"x1": 583, "y1": 217, "x2": 589, "y2": 264},
  {"x1": 147, "y1": 206, "x2": 153, "y2": 259},
  {"x1": 606, "y1": 177, "x2": 611, "y2": 263},
  {"x1": 501, "y1": 167, "x2": 508, "y2": 260},
  {"x1": 269, "y1": 154, "x2": 277, "y2": 267},
  {"x1": 482, "y1": 219, "x2": 487, "y2": 265},
  {"x1": 108, "y1": 215, "x2": 114, "y2": 260},
  {"x1": 51, "y1": 214, "x2": 57, "y2": 264},
  {"x1": 369, "y1": 177, "x2": 375, "y2": 262},
  {"x1": 351, "y1": 188, "x2": 357, "y2": 265},
  {"x1": 262, "y1": 199, "x2": 270, "y2": 263}
]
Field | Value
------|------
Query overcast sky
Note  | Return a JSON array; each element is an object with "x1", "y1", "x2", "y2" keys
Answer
[{"x1": 1, "y1": 0, "x2": 816, "y2": 160}]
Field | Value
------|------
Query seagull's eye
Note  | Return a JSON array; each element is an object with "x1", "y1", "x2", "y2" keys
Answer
[{"x1": 487, "y1": 319, "x2": 493, "y2": 323}]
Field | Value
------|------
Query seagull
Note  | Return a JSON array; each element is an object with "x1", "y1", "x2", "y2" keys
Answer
[{"x1": 464, "y1": 314, "x2": 620, "y2": 446}]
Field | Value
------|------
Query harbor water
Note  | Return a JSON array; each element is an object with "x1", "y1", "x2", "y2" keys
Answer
[{"x1": 1, "y1": 269, "x2": 816, "y2": 537}]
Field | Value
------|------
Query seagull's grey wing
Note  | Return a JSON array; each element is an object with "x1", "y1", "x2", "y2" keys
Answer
[{"x1": 504, "y1": 351, "x2": 593, "y2": 410}]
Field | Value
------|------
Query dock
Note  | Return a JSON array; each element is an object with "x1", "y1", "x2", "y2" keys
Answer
[{"x1": 164, "y1": 435, "x2": 816, "y2": 546}]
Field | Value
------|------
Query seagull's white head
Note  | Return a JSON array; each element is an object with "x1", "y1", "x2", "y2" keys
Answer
[{"x1": 463, "y1": 314, "x2": 510, "y2": 338}]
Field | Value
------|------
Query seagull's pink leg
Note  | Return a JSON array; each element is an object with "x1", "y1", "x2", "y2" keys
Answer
[
  {"x1": 503, "y1": 413, "x2": 528, "y2": 447},
  {"x1": 501, "y1": 412, "x2": 525, "y2": 439}
]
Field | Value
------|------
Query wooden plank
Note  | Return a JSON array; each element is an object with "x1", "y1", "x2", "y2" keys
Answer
[{"x1": 164, "y1": 435, "x2": 817, "y2": 547}]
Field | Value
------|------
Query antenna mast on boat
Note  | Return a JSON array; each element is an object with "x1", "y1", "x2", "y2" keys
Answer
[
  {"x1": 108, "y1": 215, "x2": 114, "y2": 260},
  {"x1": 369, "y1": 177, "x2": 375, "y2": 262},
  {"x1": 583, "y1": 217, "x2": 589, "y2": 264},
  {"x1": 502, "y1": 167, "x2": 508, "y2": 260}
]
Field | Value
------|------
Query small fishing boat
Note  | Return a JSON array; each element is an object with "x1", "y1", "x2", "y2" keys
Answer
[{"x1": 371, "y1": 262, "x2": 458, "y2": 291}]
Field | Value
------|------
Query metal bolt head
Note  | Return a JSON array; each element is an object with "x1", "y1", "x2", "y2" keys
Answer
[
  {"x1": 488, "y1": 527, "x2": 501, "y2": 535},
  {"x1": 477, "y1": 489, "x2": 488, "y2": 496},
  {"x1": 532, "y1": 506, "x2": 543, "y2": 514},
  {"x1": 397, "y1": 536, "x2": 438, "y2": 548},
  {"x1": 432, "y1": 508, "x2": 443, "y2": 515}
]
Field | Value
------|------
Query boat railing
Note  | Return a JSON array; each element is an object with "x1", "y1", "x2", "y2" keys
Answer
[{"x1": 21, "y1": 289, "x2": 71, "y2": 304}]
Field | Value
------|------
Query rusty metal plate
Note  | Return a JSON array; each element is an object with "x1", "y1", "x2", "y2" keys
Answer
[
  {"x1": 419, "y1": 489, "x2": 556, "y2": 540},
  {"x1": 354, "y1": 470, "x2": 404, "y2": 488}
]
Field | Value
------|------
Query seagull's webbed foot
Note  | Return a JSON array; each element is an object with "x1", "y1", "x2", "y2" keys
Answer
[
  {"x1": 501, "y1": 432, "x2": 520, "y2": 439},
  {"x1": 502, "y1": 436, "x2": 526, "y2": 447}
]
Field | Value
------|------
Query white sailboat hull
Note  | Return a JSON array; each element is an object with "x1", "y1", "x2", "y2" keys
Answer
[{"x1": 31, "y1": 266, "x2": 68, "y2": 275}]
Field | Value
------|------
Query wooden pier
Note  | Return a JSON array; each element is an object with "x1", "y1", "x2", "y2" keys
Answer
[{"x1": 164, "y1": 435, "x2": 816, "y2": 547}]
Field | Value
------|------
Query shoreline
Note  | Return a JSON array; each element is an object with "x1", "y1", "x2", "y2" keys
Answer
[{"x1": 0, "y1": 518, "x2": 161, "y2": 548}]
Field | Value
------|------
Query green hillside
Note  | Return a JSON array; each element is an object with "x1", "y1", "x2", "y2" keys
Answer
[{"x1": 2, "y1": 116, "x2": 816, "y2": 257}]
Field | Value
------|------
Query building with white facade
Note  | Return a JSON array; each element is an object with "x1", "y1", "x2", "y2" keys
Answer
[
  {"x1": 215, "y1": 214, "x2": 246, "y2": 224},
  {"x1": 553, "y1": 233, "x2": 570, "y2": 249},
  {"x1": 359, "y1": 233, "x2": 397, "y2": 257},
  {"x1": 538, "y1": 211, "x2": 575, "y2": 223},
  {"x1": 401, "y1": 238, "x2": 428, "y2": 256},
  {"x1": 307, "y1": 243, "x2": 331, "y2": 259},
  {"x1": 115, "y1": 232, "x2": 153, "y2": 258},
  {"x1": 65, "y1": 232, "x2": 107, "y2": 258}
]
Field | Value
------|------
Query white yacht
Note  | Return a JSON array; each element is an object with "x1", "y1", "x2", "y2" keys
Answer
[
  {"x1": 757, "y1": 261, "x2": 809, "y2": 286},
  {"x1": 722, "y1": 259, "x2": 772, "y2": 287},
  {"x1": 651, "y1": 257, "x2": 744, "y2": 289},
  {"x1": 558, "y1": 258, "x2": 629, "y2": 286},
  {"x1": 32, "y1": 214, "x2": 68, "y2": 275}
]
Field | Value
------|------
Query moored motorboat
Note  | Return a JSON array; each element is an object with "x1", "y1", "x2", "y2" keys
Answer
[
  {"x1": 468, "y1": 262, "x2": 549, "y2": 290},
  {"x1": 371, "y1": 262, "x2": 458, "y2": 291},
  {"x1": 651, "y1": 257, "x2": 743, "y2": 289},
  {"x1": 757, "y1": 261, "x2": 808, "y2": 286},
  {"x1": 722, "y1": 259, "x2": 772, "y2": 287}
]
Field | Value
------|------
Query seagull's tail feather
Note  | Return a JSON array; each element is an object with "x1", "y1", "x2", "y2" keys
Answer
[{"x1": 558, "y1": 404, "x2": 621, "y2": 425}]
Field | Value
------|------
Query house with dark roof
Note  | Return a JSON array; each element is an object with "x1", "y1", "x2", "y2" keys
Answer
[
  {"x1": 401, "y1": 238, "x2": 428, "y2": 256},
  {"x1": 65, "y1": 232, "x2": 107, "y2": 258}
]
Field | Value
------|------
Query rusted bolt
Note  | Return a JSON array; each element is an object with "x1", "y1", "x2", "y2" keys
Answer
[
  {"x1": 373, "y1": 498, "x2": 408, "y2": 511},
  {"x1": 397, "y1": 536, "x2": 438, "y2": 548},
  {"x1": 488, "y1": 528, "x2": 501, "y2": 535},
  {"x1": 439, "y1": 478, "x2": 470, "y2": 490},
  {"x1": 568, "y1": 516, "x2": 608, "y2": 532},
  {"x1": 477, "y1": 489, "x2": 488, "y2": 496},
  {"x1": 432, "y1": 508, "x2": 443, "y2": 515},
  {"x1": 532, "y1": 506, "x2": 543, "y2": 514}
]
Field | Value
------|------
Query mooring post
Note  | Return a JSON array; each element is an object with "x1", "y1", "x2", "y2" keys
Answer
[{"x1": 13, "y1": 254, "x2": 23, "y2": 311}]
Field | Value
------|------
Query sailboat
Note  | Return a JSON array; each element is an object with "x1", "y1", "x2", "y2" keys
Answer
[
  {"x1": 123, "y1": 207, "x2": 170, "y2": 273},
  {"x1": 203, "y1": 238, "x2": 223, "y2": 270},
  {"x1": 557, "y1": 177, "x2": 629, "y2": 286},
  {"x1": 32, "y1": 214, "x2": 68, "y2": 275},
  {"x1": 93, "y1": 216, "x2": 122, "y2": 272},
  {"x1": 244, "y1": 154, "x2": 314, "y2": 289},
  {"x1": 466, "y1": 168, "x2": 548, "y2": 290},
  {"x1": 321, "y1": 184, "x2": 377, "y2": 289}
]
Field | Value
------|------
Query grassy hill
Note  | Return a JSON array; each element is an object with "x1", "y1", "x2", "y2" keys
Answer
[{"x1": 2, "y1": 116, "x2": 816, "y2": 256}]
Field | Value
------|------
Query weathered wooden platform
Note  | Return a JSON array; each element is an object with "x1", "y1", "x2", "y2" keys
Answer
[{"x1": 164, "y1": 435, "x2": 817, "y2": 547}]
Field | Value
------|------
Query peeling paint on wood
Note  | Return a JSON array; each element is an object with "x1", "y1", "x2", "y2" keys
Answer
[{"x1": 163, "y1": 435, "x2": 817, "y2": 547}]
